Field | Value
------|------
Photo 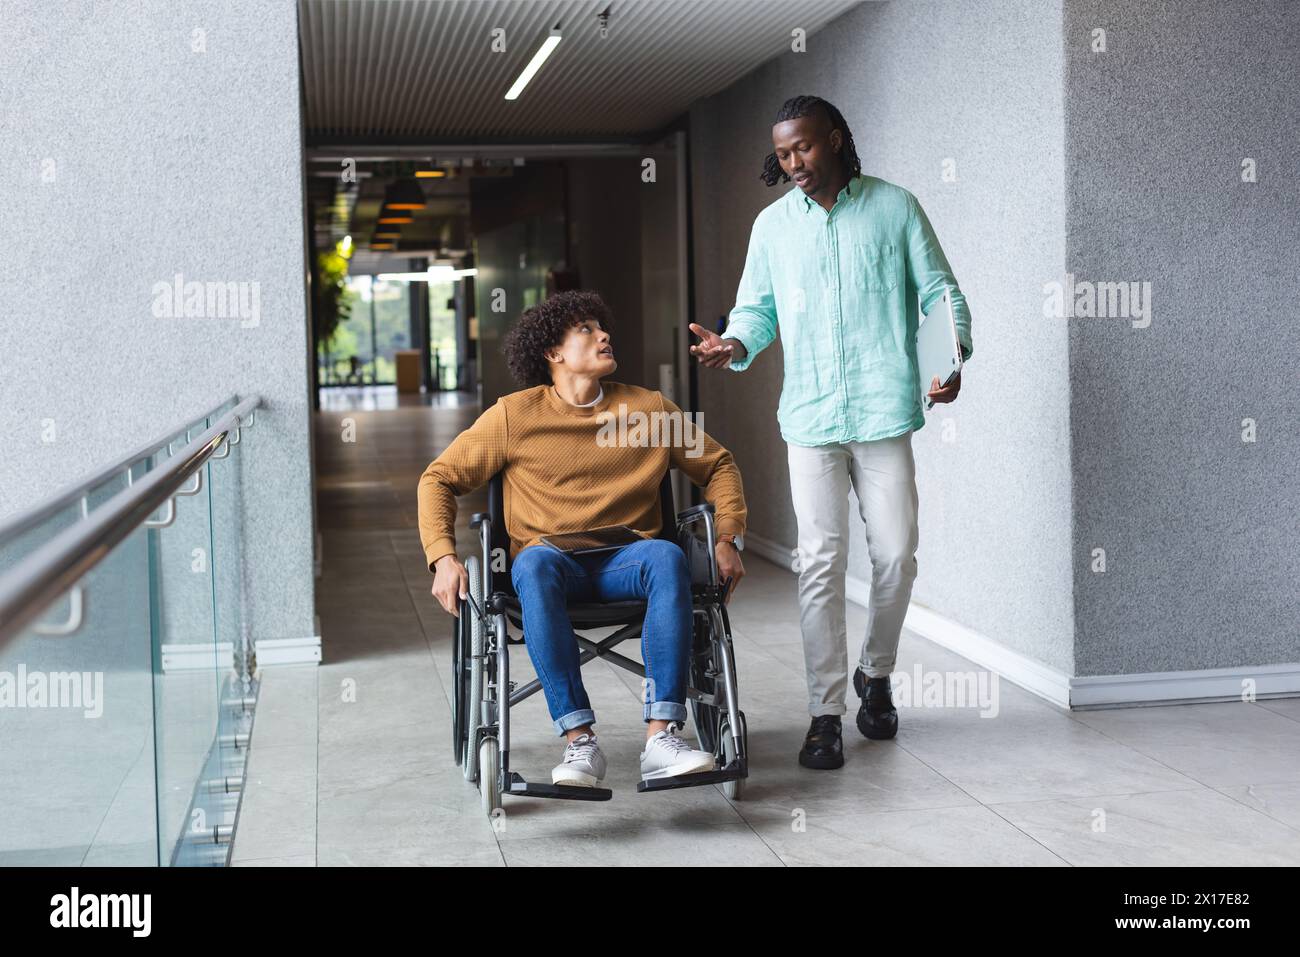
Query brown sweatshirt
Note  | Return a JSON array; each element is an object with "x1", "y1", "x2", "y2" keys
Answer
[{"x1": 417, "y1": 381, "x2": 747, "y2": 570}]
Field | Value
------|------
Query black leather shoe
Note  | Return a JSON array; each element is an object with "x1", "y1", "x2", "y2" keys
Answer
[
  {"x1": 854, "y1": 667, "x2": 898, "y2": 739},
  {"x1": 798, "y1": 715, "x2": 844, "y2": 769}
]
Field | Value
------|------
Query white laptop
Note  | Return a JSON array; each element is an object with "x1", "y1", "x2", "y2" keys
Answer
[{"x1": 916, "y1": 289, "x2": 963, "y2": 411}]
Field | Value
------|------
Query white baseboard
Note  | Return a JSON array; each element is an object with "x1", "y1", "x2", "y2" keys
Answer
[
  {"x1": 743, "y1": 529, "x2": 797, "y2": 572},
  {"x1": 743, "y1": 531, "x2": 1300, "y2": 710},
  {"x1": 160, "y1": 642, "x2": 235, "y2": 673},
  {"x1": 255, "y1": 630, "x2": 322, "y2": 666},
  {"x1": 1069, "y1": 663, "x2": 1300, "y2": 709},
  {"x1": 898, "y1": 600, "x2": 1072, "y2": 710}
]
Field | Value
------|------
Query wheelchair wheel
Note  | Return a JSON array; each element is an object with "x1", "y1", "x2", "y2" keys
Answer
[
  {"x1": 479, "y1": 736, "x2": 501, "y2": 816},
  {"x1": 451, "y1": 605, "x2": 468, "y2": 766},
  {"x1": 462, "y1": 555, "x2": 485, "y2": 783},
  {"x1": 688, "y1": 614, "x2": 720, "y2": 753},
  {"x1": 719, "y1": 711, "x2": 747, "y2": 801}
]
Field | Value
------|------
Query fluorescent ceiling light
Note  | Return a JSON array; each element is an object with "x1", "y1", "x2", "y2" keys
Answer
[
  {"x1": 377, "y1": 267, "x2": 478, "y2": 283},
  {"x1": 505, "y1": 29, "x2": 561, "y2": 100}
]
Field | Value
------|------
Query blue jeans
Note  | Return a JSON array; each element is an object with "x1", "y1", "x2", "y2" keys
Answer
[{"x1": 510, "y1": 538, "x2": 693, "y2": 736}]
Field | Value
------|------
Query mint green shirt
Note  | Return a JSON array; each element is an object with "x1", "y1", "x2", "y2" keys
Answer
[{"x1": 723, "y1": 174, "x2": 973, "y2": 446}]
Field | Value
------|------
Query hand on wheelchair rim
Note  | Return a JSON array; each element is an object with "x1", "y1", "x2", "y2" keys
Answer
[
  {"x1": 432, "y1": 553, "x2": 470, "y2": 617},
  {"x1": 715, "y1": 542, "x2": 745, "y2": 603}
]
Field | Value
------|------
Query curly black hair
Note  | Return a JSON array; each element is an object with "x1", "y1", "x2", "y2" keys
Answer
[
  {"x1": 760, "y1": 95, "x2": 861, "y2": 187},
  {"x1": 502, "y1": 290, "x2": 615, "y2": 388}
]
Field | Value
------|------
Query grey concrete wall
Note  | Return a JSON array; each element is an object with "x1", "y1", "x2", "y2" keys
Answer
[
  {"x1": 1064, "y1": 0, "x2": 1300, "y2": 674},
  {"x1": 0, "y1": 0, "x2": 315, "y2": 645},
  {"x1": 641, "y1": 133, "x2": 688, "y2": 401},
  {"x1": 566, "y1": 157, "x2": 647, "y2": 386},
  {"x1": 690, "y1": 0, "x2": 1075, "y2": 673},
  {"x1": 471, "y1": 164, "x2": 566, "y2": 406}
]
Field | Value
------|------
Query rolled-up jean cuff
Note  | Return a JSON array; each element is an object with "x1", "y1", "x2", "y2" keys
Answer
[
  {"x1": 553, "y1": 708, "x2": 596, "y2": 736},
  {"x1": 645, "y1": 701, "x2": 688, "y2": 723}
]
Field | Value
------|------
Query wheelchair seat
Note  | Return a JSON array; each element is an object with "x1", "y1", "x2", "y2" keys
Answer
[
  {"x1": 487, "y1": 470, "x2": 678, "y2": 633},
  {"x1": 503, "y1": 597, "x2": 649, "y2": 631}
]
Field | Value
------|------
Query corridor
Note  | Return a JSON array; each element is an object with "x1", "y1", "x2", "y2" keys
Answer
[{"x1": 229, "y1": 392, "x2": 1300, "y2": 866}]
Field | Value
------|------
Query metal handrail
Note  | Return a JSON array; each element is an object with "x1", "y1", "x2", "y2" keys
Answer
[
  {"x1": 0, "y1": 396, "x2": 261, "y2": 648},
  {"x1": 0, "y1": 395, "x2": 239, "y2": 545}
]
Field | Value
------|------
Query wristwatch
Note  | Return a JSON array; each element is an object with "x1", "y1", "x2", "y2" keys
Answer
[{"x1": 718, "y1": 533, "x2": 744, "y2": 552}]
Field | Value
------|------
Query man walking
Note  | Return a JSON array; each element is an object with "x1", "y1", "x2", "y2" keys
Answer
[{"x1": 691, "y1": 95, "x2": 973, "y2": 770}]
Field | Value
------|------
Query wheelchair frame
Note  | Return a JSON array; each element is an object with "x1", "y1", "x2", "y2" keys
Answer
[{"x1": 450, "y1": 473, "x2": 748, "y2": 815}]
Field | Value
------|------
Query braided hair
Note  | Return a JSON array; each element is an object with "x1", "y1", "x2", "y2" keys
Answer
[{"x1": 760, "y1": 95, "x2": 861, "y2": 187}]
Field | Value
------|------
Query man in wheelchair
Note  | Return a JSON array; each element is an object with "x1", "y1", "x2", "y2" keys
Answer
[{"x1": 418, "y1": 291, "x2": 748, "y2": 789}]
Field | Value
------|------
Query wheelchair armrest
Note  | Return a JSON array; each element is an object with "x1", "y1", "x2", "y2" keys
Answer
[
  {"x1": 675, "y1": 504, "x2": 721, "y2": 587},
  {"x1": 676, "y1": 503, "x2": 717, "y2": 548},
  {"x1": 675, "y1": 503, "x2": 715, "y2": 524}
]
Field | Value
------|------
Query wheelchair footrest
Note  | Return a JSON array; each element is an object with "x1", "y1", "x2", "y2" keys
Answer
[
  {"x1": 635, "y1": 760, "x2": 746, "y2": 793},
  {"x1": 507, "y1": 772, "x2": 612, "y2": 802}
]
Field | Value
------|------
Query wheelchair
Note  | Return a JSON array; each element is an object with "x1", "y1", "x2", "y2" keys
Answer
[{"x1": 450, "y1": 470, "x2": 748, "y2": 816}]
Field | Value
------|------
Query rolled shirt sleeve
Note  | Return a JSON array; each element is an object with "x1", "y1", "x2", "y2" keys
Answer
[
  {"x1": 721, "y1": 220, "x2": 778, "y2": 372},
  {"x1": 906, "y1": 191, "x2": 973, "y2": 362}
]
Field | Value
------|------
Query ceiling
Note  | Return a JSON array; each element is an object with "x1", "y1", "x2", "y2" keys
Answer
[{"x1": 299, "y1": 0, "x2": 863, "y2": 143}]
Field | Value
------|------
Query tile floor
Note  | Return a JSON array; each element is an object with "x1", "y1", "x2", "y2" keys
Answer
[{"x1": 230, "y1": 390, "x2": 1300, "y2": 866}]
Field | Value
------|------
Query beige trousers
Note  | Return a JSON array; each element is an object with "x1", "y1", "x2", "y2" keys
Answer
[{"x1": 786, "y1": 432, "x2": 919, "y2": 717}]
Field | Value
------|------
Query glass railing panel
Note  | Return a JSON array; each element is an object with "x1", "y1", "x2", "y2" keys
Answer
[
  {"x1": 195, "y1": 428, "x2": 249, "y2": 863},
  {"x1": 0, "y1": 396, "x2": 256, "y2": 868},
  {"x1": 0, "y1": 525, "x2": 159, "y2": 866},
  {"x1": 147, "y1": 426, "x2": 225, "y2": 867},
  {"x1": 0, "y1": 469, "x2": 136, "y2": 577}
]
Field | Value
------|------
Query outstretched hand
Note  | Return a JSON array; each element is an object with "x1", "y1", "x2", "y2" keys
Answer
[{"x1": 689, "y1": 322, "x2": 742, "y2": 369}]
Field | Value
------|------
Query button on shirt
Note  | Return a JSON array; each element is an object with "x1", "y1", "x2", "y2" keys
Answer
[{"x1": 722, "y1": 174, "x2": 973, "y2": 446}]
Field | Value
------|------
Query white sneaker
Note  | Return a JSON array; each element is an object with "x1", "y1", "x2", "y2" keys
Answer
[
  {"x1": 640, "y1": 721, "x2": 716, "y2": 781},
  {"x1": 552, "y1": 732, "x2": 606, "y2": 787}
]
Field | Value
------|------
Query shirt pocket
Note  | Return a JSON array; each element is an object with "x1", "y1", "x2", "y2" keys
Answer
[{"x1": 850, "y1": 241, "x2": 899, "y2": 294}]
